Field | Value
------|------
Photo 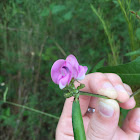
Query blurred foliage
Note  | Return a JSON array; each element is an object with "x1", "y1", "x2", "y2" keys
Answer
[{"x1": 0, "y1": 0, "x2": 140, "y2": 139}]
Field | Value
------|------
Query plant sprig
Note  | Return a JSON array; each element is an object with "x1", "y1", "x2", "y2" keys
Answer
[{"x1": 130, "y1": 10, "x2": 140, "y2": 20}]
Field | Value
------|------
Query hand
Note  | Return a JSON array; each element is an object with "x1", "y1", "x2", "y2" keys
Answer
[{"x1": 56, "y1": 73, "x2": 140, "y2": 140}]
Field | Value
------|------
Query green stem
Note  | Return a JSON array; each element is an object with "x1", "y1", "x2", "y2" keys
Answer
[
  {"x1": 90, "y1": 4, "x2": 118, "y2": 65},
  {"x1": 79, "y1": 91, "x2": 109, "y2": 99},
  {"x1": 72, "y1": 97, "x2": 86, "y2": 140},
  {"x1": 130, "y1": 88, "x2": 140, "y2": 98},
  {"x1": 117, "y1": 0, "x2": 136, "y2": 60},
  {"x1": 1, "y1": 100, "x2": 59, "y2": 120},
  {"x1": 2, "y1": 87, "x2": 59, "y2": 120}
]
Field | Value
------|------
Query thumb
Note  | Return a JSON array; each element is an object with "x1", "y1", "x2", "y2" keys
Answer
[{"x1": 86, "y1": 98, "x2": 120, "y2": 140}]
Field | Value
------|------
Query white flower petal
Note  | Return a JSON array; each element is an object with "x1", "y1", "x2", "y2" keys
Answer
[
  {"x1": 77, "y1": 74, "x2": 85, "y2": 80},
  {"x1": 59, "y1": 82, "x2": 66, "y2": 89}
]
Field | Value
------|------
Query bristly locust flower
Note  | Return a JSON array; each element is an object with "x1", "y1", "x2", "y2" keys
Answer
[{"x1": 51, "y1": 54, "x2": 88, "y2": 90}]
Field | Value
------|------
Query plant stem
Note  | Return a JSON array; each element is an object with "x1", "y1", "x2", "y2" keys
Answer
[
  {"x1": 130, "y1": 88, "x2": 140, "y2": 98},
  {"x1": 90, "y1": 4, "x2": 118, "y2": 65},
  {"x1": 1, "y1": 100, "x2": 59, "y2": 120},
  {"x1": 117, "y1": 0, "x2": 136, "y2": 60},
  {"x1": 79, "y1": 91, "x2": 109, "y2": 99}
]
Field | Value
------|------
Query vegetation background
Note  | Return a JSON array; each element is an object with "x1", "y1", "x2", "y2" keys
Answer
[{"x1": 0, "y1": 0, "x2": 140, "y2": 139}]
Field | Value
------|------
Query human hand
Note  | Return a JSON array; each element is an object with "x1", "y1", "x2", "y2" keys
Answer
[{"x1": 56, "y1": 73, "x2": 140, "y2": 140}]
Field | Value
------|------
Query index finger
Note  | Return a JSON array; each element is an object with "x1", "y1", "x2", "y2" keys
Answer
[{"x1": 61, "y1": 72, "x2": 118, "y2": 118}]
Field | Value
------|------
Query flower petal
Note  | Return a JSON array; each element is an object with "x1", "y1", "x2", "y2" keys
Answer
[
  {"x1": 77, "y1": 74, "x2": 85, "y2": 80},
  {"x1": 59, "y1": 82, "x2": 66, "y2": 89},
  {"x1": 77, "y1": 66, "x2": 88, "y2": 80},
  {"x1": 83, "y1": 66, "x2": 88, "y2": 73},
  {"x1": 72, "y1": 67, "x2": 78, "y2": 79},
  {"x1": 51, "y1": 55, "x2": 88, "y2": 89},
  {"x1": 66, "y1": 54, "x2": 80, "y2": 78},
  {"x1": 66, "y1": 54, "x2": 79, "y2": 69},
  {"x1": 59, "y1": 74, "x2": 70, "y2": 89},
  {"x1": 51, "y1": 59, "x2": 65, "y2": 84},
  {"x1": 63, "y1": 61, "x2": 73, "y2": 83}
]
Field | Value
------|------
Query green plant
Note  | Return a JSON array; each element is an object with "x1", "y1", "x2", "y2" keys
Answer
[{"x1": 0, "y1": 0, "x2": 140, "y2": 139}]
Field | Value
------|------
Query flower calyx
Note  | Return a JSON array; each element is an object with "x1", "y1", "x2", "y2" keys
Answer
[{"x1": 63, "y1": 79, "x2": 85, "y2": 99}]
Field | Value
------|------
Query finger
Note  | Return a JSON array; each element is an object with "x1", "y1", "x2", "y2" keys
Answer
[
  {"x1": 122, "y1": 108, "x2": 140, "y2": 139},
  {"x1": 59, "y1": 96, "x2": 90, "y2": 118},
  {"x1": 86, "y1": 98, "x2": 120, "y2": 140},
  {"x1": 56, "y1": 97, "x2": 78, "y2": 139},
  {"x1": 87, "y1": 81, "x2": 134, "y2": 118},
  {"x1": 58, "y1": 72, "x2": 119, "y2": 121},
  {"x1": 75, "y1": 72, "x2": 120, "y2": 116},
  {"x1": 119, "y1": 83, "x2": 136, "y2": 109},
  {"x1": 56, "y1": 97, "x2": 90, "y2": 139},
  {"x1": 87, "y1": 83, "x2": 135, "y2": 116},
  {"x1": 56, "y1": 72, "x2": 119, "y2": 138},
  {"x1": 78, "y1": 72, "x2": 118, "y2": 99},
  {"x1": 86, "y1": 97, "x2": 98, "y2": 118},
  {"x1": 105, "y1": 73, "x2": 130, "y2": 102}
]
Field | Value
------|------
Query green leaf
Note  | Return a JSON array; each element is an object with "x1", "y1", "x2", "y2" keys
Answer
[
  {"x1": 92, "y1": 59, "x2": 105, "y2": 72},
  {"x1": 97, "y1": 57, "x2": 140, "y2": 85},
  {"x1": 51, "y1": 5, "x2": 66, "y2": 15},
  {"x1": 40, "y1": 8, "x2": 50, "y2": 17},
  {"x1": 63, "y1": 11, "x2": 72, "y2": 21},
  {"x1": 125, "y1": 49, "x2": 140, "y2": 56}
]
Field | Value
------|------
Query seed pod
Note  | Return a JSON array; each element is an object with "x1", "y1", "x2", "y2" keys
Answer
[{"x1": 72, "y1": 98, "x2": 86, "y2": 140}]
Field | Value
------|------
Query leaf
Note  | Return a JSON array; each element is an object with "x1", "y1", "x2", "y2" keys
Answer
[
  {"x1": 113, "y1": 0, "x2": 119, "y2": 7},
  {"x1": 97, "y1": 57, "x2": 140, "y2": 85},
  {"x1": 40, "y1": 8, "x2": 50, "y2": 17},
  {"x1": 51, "y1": 5, "x2": 66, "y2": 15},
  {"x1": 63, "y1": 11, "x2": 72, "y2": 21},
  {"x1": 125, "y1": 49, "x2": 140, "y2": 56},
  {"x1": 91, "y1": 59, "x2": 105, "y2": 72}
]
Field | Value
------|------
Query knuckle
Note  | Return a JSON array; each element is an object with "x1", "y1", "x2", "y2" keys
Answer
[
  {"x1": 87, "y1": 122, "x2": 111, "y2": 140},
  {"x1": 89, "y1": 72, "x2": 107, "y2": 83},
  {"x1": 93, "y1": 72, "x2": 105, "y2": 78},
  {"x1": 123, "y1": 83, "x2": 132, "y2": 91},
  {"x1": 106, "y1": 73, "x2": 122, "y2": 82}
]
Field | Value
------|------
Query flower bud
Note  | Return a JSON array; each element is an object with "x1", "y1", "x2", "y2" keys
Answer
[
  {"x1": 77, "y1": 84, "x2": 85, "y2": 90},
  {"x1": 64, "y1": 92, "x2": 73, "y2": 98}
]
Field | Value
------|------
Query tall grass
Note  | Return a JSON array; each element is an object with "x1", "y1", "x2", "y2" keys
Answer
[
  {"x1": 117, "y1": 0, "x2": 139, "y2": 60},
  {"x1": 90, "y1": 4, "x2": 120, "y2": 66}
]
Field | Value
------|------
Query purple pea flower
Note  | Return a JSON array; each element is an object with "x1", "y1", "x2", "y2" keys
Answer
[{"x1": 51, "y1": 54, "x2": 88, "y2": 89}]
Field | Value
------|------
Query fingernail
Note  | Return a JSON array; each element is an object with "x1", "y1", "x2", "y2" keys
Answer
[
  {"x1": 135, "y1": 118, "x2": 140, "y2": 127},
  {"x1": 98, "y1": 100, "x2": 114, "y2": 118},
  {"x1": 98, "y1": 82, "x2": 117, "y2": 99},
  {"x1": 114, "y1": 85, "x2": 128, "y2": 95}
]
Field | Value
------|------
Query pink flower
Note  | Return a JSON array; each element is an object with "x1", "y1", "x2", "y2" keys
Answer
[
  {"x1": 66, "y1": 55, "x2": 88, "y2": 80},
  {"x1": 51, "y1": 54, "x2": 88, "y2": 89}
]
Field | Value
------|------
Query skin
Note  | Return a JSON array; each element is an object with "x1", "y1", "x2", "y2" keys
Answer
[{"x1": 56, "y1": 73, "x2": 140, "y2": 140}]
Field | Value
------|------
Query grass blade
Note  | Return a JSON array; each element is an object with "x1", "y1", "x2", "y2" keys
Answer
[{"x1": 3, "y1": 87, "x2": 8, "y2": 102}]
